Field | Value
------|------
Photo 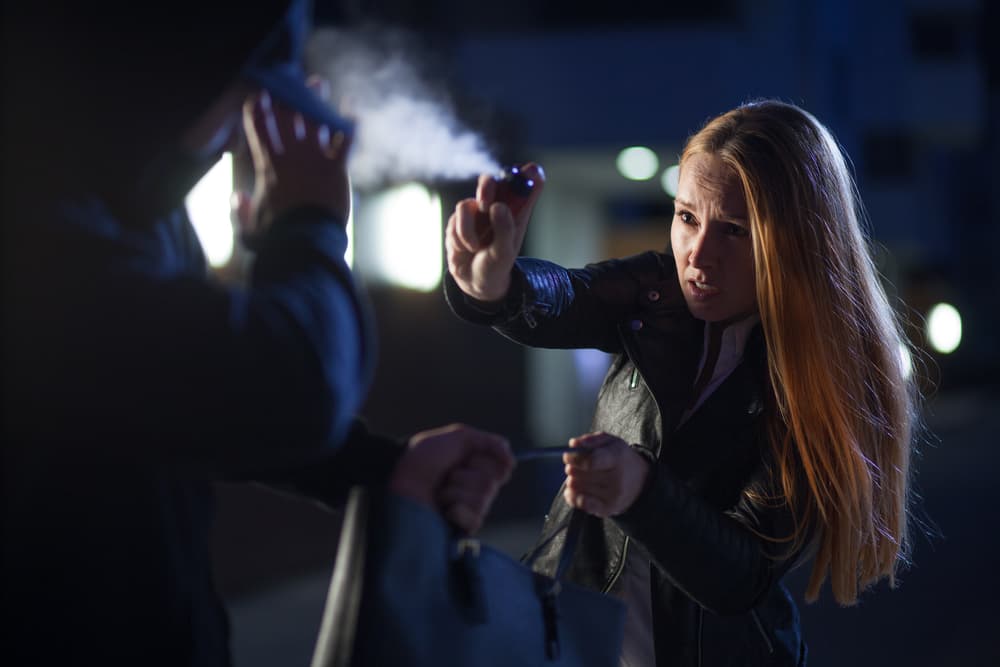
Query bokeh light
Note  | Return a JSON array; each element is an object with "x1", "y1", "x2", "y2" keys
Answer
[
  {"x1": 926, "y1": 302, "x2": 962, "y2": 354},
  {"x1": 368, "y1": 183, "x2": 442, "y2": 291},
  {"x1": 616, "y1": 146, "x2": 659, "y2": 181},
  {"x1": 661, "y1": 164, "x2": 680, "y2": 198}
]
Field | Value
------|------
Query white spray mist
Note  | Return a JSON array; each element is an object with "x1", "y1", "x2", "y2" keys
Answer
[{"x1": 307, "y1": 27, "x2": 501, "y2": 191}]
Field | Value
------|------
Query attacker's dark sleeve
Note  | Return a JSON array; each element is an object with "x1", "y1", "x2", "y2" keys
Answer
[
  {"x1": 255, "y1": 417, "x2": 407, "y2": 509},
  {"x1": 9, "y1": 202, "x2": 375, "y2": 478}
]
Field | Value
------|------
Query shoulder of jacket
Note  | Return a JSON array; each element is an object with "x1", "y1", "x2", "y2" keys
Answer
[
  {"x1": 615, "y1": 250, "x2": 671, "y2": 280},
  {"x1": 613, "y1": 249, "x2": 688, "y2": 309}
]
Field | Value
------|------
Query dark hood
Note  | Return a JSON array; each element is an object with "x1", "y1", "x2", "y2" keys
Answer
[{"x1": 4, "y1": 1, "x2": 294, "y2": 222}]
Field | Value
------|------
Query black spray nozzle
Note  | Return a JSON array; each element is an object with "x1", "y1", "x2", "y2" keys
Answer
[
  {"x1": 495, "y1": 165, "x2": 536, "y2": 217},
  {"x1": 498, "y1": 165, "x2": 536, "y2": 197}
]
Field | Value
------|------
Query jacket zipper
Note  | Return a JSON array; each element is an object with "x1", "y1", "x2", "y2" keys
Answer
[
  {"x1": 601, "y1": 330, "x2": 663, "y2": 595},
  {"x1": 619, "y1": 326, "x2": 666, "y2": 459},
  {"x1": 600, "y1": 536, "x2": 629, "y2": 594}
]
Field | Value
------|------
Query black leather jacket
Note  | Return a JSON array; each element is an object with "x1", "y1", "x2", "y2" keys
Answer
[{"x1": 446, "y1": 251, "x2": 808, "y2": 667}]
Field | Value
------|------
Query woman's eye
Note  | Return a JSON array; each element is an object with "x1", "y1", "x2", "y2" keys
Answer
[
  {"x1": 726, "y1": 223, "x2": 749, "y2": 237},
  {"x1": 677, "y1": 211, "x2": 695, "y2": 225}
]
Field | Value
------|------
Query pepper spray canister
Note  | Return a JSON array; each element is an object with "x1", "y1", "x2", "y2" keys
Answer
[
  {"x1": 494, "y1": 164, "x2": 537, "y2": 217},
  {"x1": 476, "y1": 164, "x2": 538, "y2": 244}
]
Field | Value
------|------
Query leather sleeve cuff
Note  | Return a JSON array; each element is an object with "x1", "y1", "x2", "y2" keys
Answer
[
  {"x1": 616, "y1": 446, "x2": 661, "y2": 524},
  {"x1": 444, "y1": 265, "x2": 529, "y2": 325}
]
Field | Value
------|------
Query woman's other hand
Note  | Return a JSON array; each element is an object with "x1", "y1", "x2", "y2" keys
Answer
[
  {"x1": 445, "y1": 163, "x2": 545, "y2": 302},
  {"x1": 562, "y1": 432, "x2": 651, "y2": 517}
]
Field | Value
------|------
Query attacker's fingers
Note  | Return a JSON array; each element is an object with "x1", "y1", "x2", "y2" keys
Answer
[
  {"x1": 444, "y1": 502, "x2": 481, "y2": 535},
  {"x1": 257, "y1": 91, "x2": 285, "y2": 155}
]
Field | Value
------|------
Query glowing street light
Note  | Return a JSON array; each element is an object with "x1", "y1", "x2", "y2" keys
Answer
[{"x1": 926, "y1": 302, "x2": 962, "y2": 354}]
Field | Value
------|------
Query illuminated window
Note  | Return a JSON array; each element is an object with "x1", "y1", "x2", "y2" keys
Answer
[
  {"x1": 185, "y1": 153, "x2": 235, "y2": 268},
  {"x1": 360, "y1": 183, "x2": 443, "y2": 292}
]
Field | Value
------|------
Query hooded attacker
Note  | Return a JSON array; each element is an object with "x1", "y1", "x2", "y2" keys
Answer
[{"x1": 2, "y1": 2, "x2": 513, "y2": 664}]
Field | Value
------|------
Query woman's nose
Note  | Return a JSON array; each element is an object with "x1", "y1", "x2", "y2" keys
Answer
[{"x1": 688, "y1": 229, "x2": 715, "y2": 268}]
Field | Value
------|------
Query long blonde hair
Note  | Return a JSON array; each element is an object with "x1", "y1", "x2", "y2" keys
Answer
[{"x1": 682, "y1": 100, "x2": 917, "y2": 605}]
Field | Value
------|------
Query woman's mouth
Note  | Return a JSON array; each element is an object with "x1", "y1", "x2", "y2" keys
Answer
[{"x1": 689, "y1": 280, "x2": 720, "y2": 299}]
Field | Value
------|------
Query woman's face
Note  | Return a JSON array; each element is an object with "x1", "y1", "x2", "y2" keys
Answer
[{"x1": 670, "y1": 152, "x2": 757, "y2": 323}]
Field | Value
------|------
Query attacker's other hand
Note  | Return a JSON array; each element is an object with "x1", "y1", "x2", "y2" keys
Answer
[{"x1": 235, "y1": 78, "x2": 353, "y2": 235}]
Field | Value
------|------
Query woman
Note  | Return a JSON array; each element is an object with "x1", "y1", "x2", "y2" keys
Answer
[{"x1": 444, "y1": 100, "x2": 918, "y2": 666}]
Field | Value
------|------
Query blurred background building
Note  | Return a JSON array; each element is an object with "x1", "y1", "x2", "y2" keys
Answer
[{"x1": 182, "y1": 0, "x2": 998, "y2": 664}]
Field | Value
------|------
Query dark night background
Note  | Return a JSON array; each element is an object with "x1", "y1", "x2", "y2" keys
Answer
[{"x1": 203, "y1": 0, "x2": 998, "y2": 664}]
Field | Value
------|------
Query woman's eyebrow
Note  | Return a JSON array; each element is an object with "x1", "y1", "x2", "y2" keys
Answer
[{"x1": 673, "y1": 197, "x2": 747, "y2": 222}]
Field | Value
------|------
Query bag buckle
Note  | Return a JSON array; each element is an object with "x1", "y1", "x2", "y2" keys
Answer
[{"x1": 450, "y1": 538, "x2": 488, "y2": 625}]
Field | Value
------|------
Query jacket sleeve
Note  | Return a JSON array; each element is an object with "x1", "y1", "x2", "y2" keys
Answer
[
  {"x1": 11, "y1": 202, "x2": 375, "y2": 477},
  {"x1": 255, "y1": 417, "x2": 407, "y2": 508},
  {"x1": 613, "y1": 451, "x2": 808, "y2": 615},
  {"x1": 445, "y1": 253, "x2": 666, "y2": 353}
]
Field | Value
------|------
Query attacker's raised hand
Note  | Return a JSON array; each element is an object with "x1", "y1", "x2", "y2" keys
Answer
[{"x1": 235, "y1": 78, "x2": 354, "y2": 235}]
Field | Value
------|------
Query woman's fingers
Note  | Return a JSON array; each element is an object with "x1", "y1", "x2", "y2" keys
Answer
[
  {"x1": 564, "y1": 463, "x2": 614, "y2": 517},
  {"x1": 454, "y1": 199, "x2": 484, "y2": 252},
  {"x1": 486, "y1": 201, "x2": 515, "y2": 254},
  {"x1": 476, "y1": 172, "x2": 497, "y2": 207},
  {"x1": 565, "y1": 465, "x2": 612, "y2": 492},
  {"x1": 563, "y1": 432, "x2": 623, "y2": 470},
  {"x1": 563, "y1": 486, "x2": 609, "y2": 517},
  {"x1": 560, "y1": 432, "x2": 650, "y2": 518}
]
